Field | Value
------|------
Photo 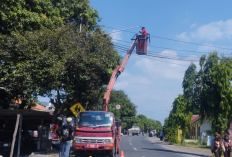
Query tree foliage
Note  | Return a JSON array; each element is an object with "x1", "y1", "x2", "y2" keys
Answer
[
  {"x1": 163, "y1": 117, "x2": 178, "y2": 143},
  {"x1": 167, "y1": 52, "x2": 232, "y2": 138},
  {"x1": 0, "y1": 0, "x2": 121, "y2": 119},
  {"x1": 164, "y1": 95, "x2": 192, "y2": 143},
  {"x1": 0, "y1": 0, "x2": 62, "y2": 33},
  {"x1": 182, "y1": 63, "x2": 198, "y2": 113},
  {"x1": 51, "y1": 0, "x2": 100, "y2": 30},
  {"x1": 136, "y1": 114, "x2": 162, "y2": 133},
  {"x1": 0, "y1": 24, "x2": 121, "y2": 118},
  {"x1": 0, "y1": 0, "x2": 99, "y2": 34},
  {"x1": 197, "y1": 52, "x2": 232, "y2": 134},
  {"x1": 98, "y1": 88, "x2": 137, "y2": 129}
]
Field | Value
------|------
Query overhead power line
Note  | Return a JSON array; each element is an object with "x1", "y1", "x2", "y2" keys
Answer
[
  {"x1": 107, "y1": 26, "x2": 141, "y2": 34},
  {"x1": 113, "y1": 41, "x2": 211, "y2": 54},
  {"x1": 113, "y1": 43, "x2": 199, "y2": 61},
  {"x1": 115, "y1": 48, "x2": 192, "y2": 66},
  {"x1": 103, "y1": 25, "x2": 232, "y2": 51}
]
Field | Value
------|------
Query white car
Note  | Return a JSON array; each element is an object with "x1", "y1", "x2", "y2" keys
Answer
[{"x1": 121, "y1": 133, "x2": 123, "y2": 136}]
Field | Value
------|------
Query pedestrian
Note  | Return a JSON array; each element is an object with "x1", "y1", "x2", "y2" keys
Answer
[
  {"x1": 56, "y1": 117, "x2": 74, "y2": 157},
  {"x1": 211, "y1": 134, "x2": 225, "y2": 157},
  {"x1": 139, "y1": 27, "x2": 147, "y2": 35},
  {"x1": 160, "y1": 131, "x2": 163, "y2": 141},
  {"x1": 223, "y1": 134, "x2": 231, "y2": 157}
]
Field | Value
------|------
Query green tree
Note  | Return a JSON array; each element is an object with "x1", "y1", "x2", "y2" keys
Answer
[
  {"x1": 163, "y1": 117, "x2": 178, "y2": 143},
  {"x1": 98, "y1": 88, "x2": 137, "y2": 130},
  {"x1": 193, "y1": 55, "x2": 206, "y2": 113},
  {"x1": 164, "y1": 95, "x2": 192, "y2": 143},
  {"x1": 0, "y1": 24, "x2": 121, "y2": 119},
  {"x1": 0, "y1": 0, "x2": 63, "y2": 33},
  {"x1": 51, "y1": 0, "x2": 100, "y2": 30},
  {"x1": 199, "y1": 52, "x2": 232, "y2": 134},
  {"x1": 135, "y1": 114, "x2": 162, "y2": 133},
  {"x1": 136, "y1": 114, "x2": 149, "y2": 131},
  {"x1": 171, "y1": 94, "x2": 192, "y2": 143},
  {"x1": 182, "y1": 63, "x2": 198, "y2": 113}
]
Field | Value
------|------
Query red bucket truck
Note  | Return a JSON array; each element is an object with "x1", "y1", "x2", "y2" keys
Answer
[{"x1": 73, "y1": 33, "x2": 149, "y2": 157}]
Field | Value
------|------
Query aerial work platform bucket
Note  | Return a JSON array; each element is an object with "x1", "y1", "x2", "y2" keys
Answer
[{"x1": 132, "y1": 34, "x2": 150, "y2": 55}]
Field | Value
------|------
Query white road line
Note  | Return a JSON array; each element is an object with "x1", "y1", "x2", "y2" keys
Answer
[
  {"x1": 130, "y1": 143, "x2": 132, "y2": 145},
  {"x1": 133, "y1": 147, "x2": 137, "y2": 151}
]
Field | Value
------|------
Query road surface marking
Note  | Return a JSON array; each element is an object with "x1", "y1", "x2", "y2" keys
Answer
[
  {"x1": 133, "y1": 147, "x2": 137, "y2": 150},
  {"x1": 130, "y1": 143, "x2": 132, "y2": 145}
]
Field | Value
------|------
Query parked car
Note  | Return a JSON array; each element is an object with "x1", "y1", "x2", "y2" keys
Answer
[{"x1": 0, "y1": 129, "x2": 37, "y2": 156}]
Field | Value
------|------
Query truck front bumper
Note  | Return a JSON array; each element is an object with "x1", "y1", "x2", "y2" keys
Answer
[{"x1": 74, "y1": 143, "x2": 114, "y2": 151}]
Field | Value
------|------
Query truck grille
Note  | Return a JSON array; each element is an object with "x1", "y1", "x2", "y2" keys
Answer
[{"x1": 81, "y1": 139, "x2": 104, "y2": 144}]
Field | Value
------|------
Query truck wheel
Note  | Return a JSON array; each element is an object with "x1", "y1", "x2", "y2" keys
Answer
[{"x1": 74, "y1": 150, "x2": 84, "y2": 157}]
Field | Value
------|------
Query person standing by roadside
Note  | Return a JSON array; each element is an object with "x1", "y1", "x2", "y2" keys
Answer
[
  {"x1": 160, "y1": 131, "x2": 163, "y2": 141},
  {"x1": 56, "y1": 117, "x2": 74, "y2": 157},
  {"x1": 223, "y1": 134, "x2": 231, "y2": 157},
  {"x1": 211, "y1": 134, "x2": 225, "y2": 157}
]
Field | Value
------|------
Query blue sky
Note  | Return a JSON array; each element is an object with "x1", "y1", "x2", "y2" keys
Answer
[
  {"x1": 88, "y1": 0, "x2": 232, "y2": 124},
  {"x1": 39, "y1": 0, "x2": 232, "y2": 124}
]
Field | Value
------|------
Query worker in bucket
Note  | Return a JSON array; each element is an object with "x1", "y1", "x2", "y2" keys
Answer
[
  {"x1": 139, "y1": 27, "x2": 147, "y2": 35},
  {"x1": 56, "y1": 117, "x2": 74, "y2": 157}
]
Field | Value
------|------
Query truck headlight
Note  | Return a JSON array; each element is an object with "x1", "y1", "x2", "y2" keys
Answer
[
  {"x1": 74, "y1": 138, "x2": 82, "y2": 143},
  {"x1": 104, "y1": 139, "x2": 113, "y2": 144},
  {"x1": 3, "y1": 143, "x2": 11, "y2": 147}
]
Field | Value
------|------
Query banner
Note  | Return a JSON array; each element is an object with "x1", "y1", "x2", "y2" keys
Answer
[{"x1": 49, "y1": 124, "x2": 59, "y2": 139}]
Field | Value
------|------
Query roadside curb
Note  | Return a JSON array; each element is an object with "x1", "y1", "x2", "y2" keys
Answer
[{"x1": 147, "y1": 136, "x2": 213, "y2": 157}]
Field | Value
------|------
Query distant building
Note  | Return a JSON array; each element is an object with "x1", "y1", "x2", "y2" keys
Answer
[
  {"x1": 39, "y1": 101, "x2": 54, "y2": 110},
  {"x1": 189, "y1": 115, "x2": 212, "y2": 139}
]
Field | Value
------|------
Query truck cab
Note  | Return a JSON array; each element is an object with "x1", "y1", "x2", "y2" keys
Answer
[{"x1": 74, "y1": 111, "x2": 120, "y2": 157}]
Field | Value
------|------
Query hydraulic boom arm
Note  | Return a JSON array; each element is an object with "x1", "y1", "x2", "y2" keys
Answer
[{"x1": 103, "y1": 39, "x2": 137, "y2": 111}]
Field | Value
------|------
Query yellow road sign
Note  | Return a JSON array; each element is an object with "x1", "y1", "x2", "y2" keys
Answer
[{"x1": 70, "y1": 102, "x2": 85, "y2": 116}]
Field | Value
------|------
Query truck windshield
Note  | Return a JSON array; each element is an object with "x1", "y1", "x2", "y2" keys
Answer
[{"x1": 77, "y1": 112, "x2": 113, "y2": 127}]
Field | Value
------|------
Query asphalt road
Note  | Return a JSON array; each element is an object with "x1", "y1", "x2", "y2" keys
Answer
[{"x1": 120, "y1": 135, "x2": 211, "y2": 157}]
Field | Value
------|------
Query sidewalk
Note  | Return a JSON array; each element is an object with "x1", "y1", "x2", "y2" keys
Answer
[{"x1": 147, "y1": 137, "x2": 213, "y2": 157}]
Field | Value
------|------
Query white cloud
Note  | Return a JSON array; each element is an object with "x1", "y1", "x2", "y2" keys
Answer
[
  {"x1": 114, "y1": 50, "x2": 199, "y2": 123},
  {"x1": 176, "y1": 32, "x2": 190, "y2": 41},
  {"x1": 110, "y1": 29, "x2": 122, "y2": 41},
  {"x1": 190, "y1": 23, "x2": 197, "y2": 28},
  {"x1": 114, "y1": 71, "x2": 151, "y2": 90},
  {"x1": 177, "y1": 19, "x2": 232, "y2": 41},
  {"x1": 135, "y1": 50, "x2": 199, "y2": 80}
]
